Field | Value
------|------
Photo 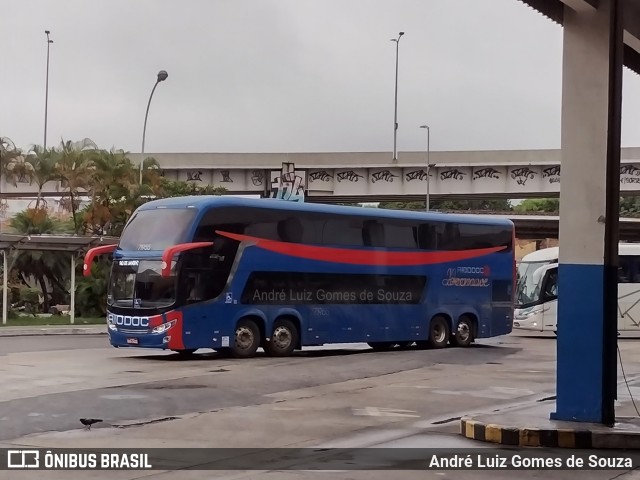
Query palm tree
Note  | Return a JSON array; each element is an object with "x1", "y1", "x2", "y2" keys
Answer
[
  {"x1": 55, "y1": 138, "x2": 98, "y2": 233},
  {"x1": 8, "y1": 209, "x2": 68, "y2": 313},
  {"x1": 0, "y1": 137, "x2": 23, "y2": 220},
  {"x1": 84, "y1": 148, "x2": 137, "y2": 235},
  {"x1": 24, "y1": 145, "x2": 58, "y2": 210}
]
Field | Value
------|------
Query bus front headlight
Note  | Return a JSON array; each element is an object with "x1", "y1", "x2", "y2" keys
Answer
[
  {"x1": 152, "y1": 320, "x2": 177, "y2": 334},
  {"x1": 515, "y1": 306, "x2": 543, "y2": 319}
]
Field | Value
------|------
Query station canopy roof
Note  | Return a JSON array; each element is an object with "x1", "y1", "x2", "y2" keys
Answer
[{"x1": 0, "y1": 234, "x2": 119, "y2": 252}]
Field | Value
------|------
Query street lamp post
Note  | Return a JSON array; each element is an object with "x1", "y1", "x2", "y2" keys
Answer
[
  {"x1": 391, "y1": 32, "x2": 404, "y2": 162},
  {"x1": 140, "y1": 70, "x2": 168, "y2": 183},
  {"x1": 44, "y1": 30, "x2": 53, "y2": 149},
  {"x1": 419, "y1": 125, "x2": 434, "y2": 211}
]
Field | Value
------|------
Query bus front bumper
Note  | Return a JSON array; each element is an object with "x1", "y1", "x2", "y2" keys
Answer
[
  {"x1": 513, "y1": 307, "x2": 544, "y2": 331},
  {"x1": 108, "y1": 329, "x2": 171, "y2": 349}
]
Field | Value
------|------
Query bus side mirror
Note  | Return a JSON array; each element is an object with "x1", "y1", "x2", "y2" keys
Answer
[
  {"x1": 83, "y1": 244, "x2": 117, "y2": 277},
  {"x1": 161, "y1": 242, "x2": 213, "y2": 277}
]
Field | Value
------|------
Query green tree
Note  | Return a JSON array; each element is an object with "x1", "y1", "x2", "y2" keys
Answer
[
  {"x1": 8, "y1": 208, "x2": 69, "y2": 313},
  {"x1": 619, "y1": 196, "x2": 640, "y2": 217},
  {"x1": 378, "y1": 201, "x2": 426, "y2": 211},
  {"x1": 55, "y1": 138, "x2": 98, "y2": 233},
  {"x1": 24, "y1": 145, "x2": 58, "y2": 209},
  {"x1": 159, "y1": 179, "x2": 227, "y2": 197},
  {"x1": 83, "y1": 148, "x2": 138, "y2": 236},
  {"x1": 514, "y1": 198, "x2": 559, "y2": 213},
  {"x1": 379, "y1": 199, "x2": 512, "y2": 211},
  {"x1": 75, "y1": 258, "x2": 109, "y2": 317}
]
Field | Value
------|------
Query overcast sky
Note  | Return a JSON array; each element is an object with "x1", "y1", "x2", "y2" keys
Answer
[{"x1": 2, "y1": 0, "x2": 640, "y2": 155}]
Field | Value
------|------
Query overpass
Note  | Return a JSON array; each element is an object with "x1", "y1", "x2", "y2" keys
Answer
[
  {"x1": 129, "y1": 148, "x2": 640, "y2": 202},
  {"x1": 463, "y1": 212, "x2": 640, "y2": 241},
  {"x1": 5, "y1": 147, "x2": 640, "y2": 203}
]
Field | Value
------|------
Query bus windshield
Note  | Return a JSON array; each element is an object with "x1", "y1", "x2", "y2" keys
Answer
[
  {"x1": 107, "y1": 260, "x2": 177, "y2": 308},
  {"x1": 119, "y1": 208, "x2": 197, "y2": 252},
  {"x1": 516, "y1": 260, "x2": 554, "y2": 307}
]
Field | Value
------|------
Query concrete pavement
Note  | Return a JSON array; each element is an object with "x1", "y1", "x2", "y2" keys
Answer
[{"x1": 3, "y1": 333, "x2": 640, "y2": 479}]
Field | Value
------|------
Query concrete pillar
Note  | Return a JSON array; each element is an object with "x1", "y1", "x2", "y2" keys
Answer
[{"x1": 553, "y1": 0, "x2": 623, "y2": 424}]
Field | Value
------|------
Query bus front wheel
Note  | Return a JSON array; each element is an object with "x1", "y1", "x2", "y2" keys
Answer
[
  {"x1": 450, "y1": 316, "x2": 474, "y2": 348},
  {"x1": 231, "y1": 319, "x2": 261, "y2": 358},
  {"x1": 427, "y1": 316, "x2": 450, "y2": 349},
  {"x1": 264, "y1": 319, "x2": 298, "y2": 357}
]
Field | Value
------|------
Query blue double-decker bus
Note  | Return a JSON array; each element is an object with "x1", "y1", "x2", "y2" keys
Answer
[{"x1": 84, "y1": 196, "x2": 515, "y2": 357}]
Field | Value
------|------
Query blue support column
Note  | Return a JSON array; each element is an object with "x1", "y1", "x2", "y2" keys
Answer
[{"x1": 552, "y1": 0, "x2": 623, "y2": 425}]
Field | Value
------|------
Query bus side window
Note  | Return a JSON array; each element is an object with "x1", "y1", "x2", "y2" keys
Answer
[
  {"x1": 442, "y1": 223, "x2": 461, "y2": 250},
  {"x1": 417, "y1": 223, "x2": 439, "y2": 250},
  {"x1": 619, "y1": 257, "x2": 632, "y2": 283},
  {"x1": 362, "y1": 220, "x2": 385, "y2": 247},
  {"x1": 543, "y1": 269, "x2": 558, "y2": 299},
  {"x1": 277, "y1": 217, "x2": 303, "y2": 243}
]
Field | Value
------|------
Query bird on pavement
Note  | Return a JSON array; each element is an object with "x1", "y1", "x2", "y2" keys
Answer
[{"x1": 79, "y1": 418, "x2": 103, "y2": 430}]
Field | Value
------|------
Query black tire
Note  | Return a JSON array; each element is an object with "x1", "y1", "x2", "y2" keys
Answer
[
  {"x1": 264, "y1": 319, "x2": 298, "y2": 357},
  {"x1": 368, "y1": 342, "x2": 396, "y2": 351},
  {"x1": 427, "y1": 316, "x2": 450, "y2": 349},
  {"x1": 231, "y1": 318, "x2": 261, "y2": 358},
  {"x1": 450, "y1": 316, "x2": 474, "y2": 348}
]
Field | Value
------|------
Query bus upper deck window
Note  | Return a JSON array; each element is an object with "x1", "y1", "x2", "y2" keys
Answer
[{"x1": 277, "y1": 217, "x2": 303, "y2": 243}]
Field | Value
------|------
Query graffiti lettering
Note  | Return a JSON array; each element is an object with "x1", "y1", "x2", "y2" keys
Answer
[
  {"x1": 271, "y1": 172, "x2": 305, "y2": 202},
  {"x1": 309, "y1": 170, "x2": 333, "y2": 182},
  {"x1": 440, "y1": 169, "x2": 466, "y2": 181},
  {"x1": 510, "y1": 167, "x2": 537, "y2": 186},
  {"x1": 621, "y1": 165, "x2": 640, "y2": 176},
  {"x1": 220, "y1": 170, "x2": 233, "y2": 183},
  {"x1": 251, "y1": 170, "x2": 265, "y2": 186},
  {"x1": 186, "y1": 170, "x2": 203, "y2": 182},
  {"x1": 337, "y1": 170, "x2": 364, "y2": 182},
  {"x1": 542, "y1": 166, "x2": 560, "y2": 177},
  {"x1": 371, "y1": 170, "x2": 398, "y2": 183},
  {"x1": 472, "y1": 168, "x2": 500, "y2": 180},
  {"x1": 405, "y1": 169, "x2": 429, "y2": 182},
  {"x1": 542, "y1": 166, "x2": 560, "y2": 184}
]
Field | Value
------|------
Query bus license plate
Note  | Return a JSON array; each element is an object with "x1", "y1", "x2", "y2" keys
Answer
[{"x1": 127, "y1": 338, "x2": 139, "y2": 345}]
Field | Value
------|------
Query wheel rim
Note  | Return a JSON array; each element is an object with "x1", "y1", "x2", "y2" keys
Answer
[
  {"x1": 272, "y1": 326, "x2": 292, "y2": 350},
  {"x1": 235, "y1": 326, "x2": 255, "y2": 350},
  {"x1": 432, "y1": 323, "x2": 446, "y2": 343},
  {"x1": 457, "y1": 322, "x2": 470, "y2": 342}
]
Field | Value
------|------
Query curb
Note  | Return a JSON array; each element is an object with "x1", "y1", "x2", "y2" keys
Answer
[
  {"x1": 0, "y1": 327, "x2": 106, "y2": 337},
  {"x1": 460, "y1": 416, "x2": 640, "y2": 449}
]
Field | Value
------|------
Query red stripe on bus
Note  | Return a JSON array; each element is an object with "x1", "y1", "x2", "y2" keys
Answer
[
  {"x1": 166, "y1": 310, "x2": 184, "y2": 350},
  {"x1": 215, "y1": 231, "x2": 506, "y2": 266}
]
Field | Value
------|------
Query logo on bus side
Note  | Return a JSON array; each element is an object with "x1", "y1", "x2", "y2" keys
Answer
[
  {"x1": 442, "y1": 266, "x2": 491, "y2": 287},
  {"x1": 453, "y1": 266, "x2": 490, "y2": 277},
  {"x1": 108, "y1": 313, "x2": 150, "y2": 328}
]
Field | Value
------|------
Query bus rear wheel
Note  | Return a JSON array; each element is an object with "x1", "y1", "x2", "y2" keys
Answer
[
  {"x1": 231, "y1": 319, "x2": 261, "y2": 358},
  {"x1": 450, "y1": 316, "x2": 474, "y2": 348},
  {"x1": 427, "y1": 316, "x2": 450, "y2": 349},
  {"x1": 264, "y1": 319, "x2": 298, "y2": 357}
]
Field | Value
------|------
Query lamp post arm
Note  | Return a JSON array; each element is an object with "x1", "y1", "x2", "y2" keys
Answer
[{"x1": 141, "y1": 80, "x2": 160, "y2": 155}]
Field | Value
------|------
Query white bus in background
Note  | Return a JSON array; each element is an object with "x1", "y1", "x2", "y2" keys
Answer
[{"x1": 513, "y1": 243, "x2": 640, "y2": 332}]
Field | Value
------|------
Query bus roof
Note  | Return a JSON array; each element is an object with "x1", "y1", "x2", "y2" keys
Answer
[
  {"x1": 136, "y1": 196, "x2": 514, "y2": 227},
  {"x1": 521, "y1": 243, "x2": 640, "y2": 262}
]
